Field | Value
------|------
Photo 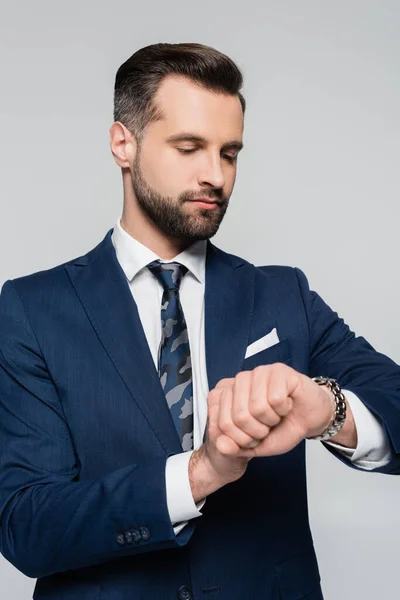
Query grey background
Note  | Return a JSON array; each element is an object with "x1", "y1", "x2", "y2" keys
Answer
[{"x1": 1, "y1": 1, "x2": 399, "y2": 598}]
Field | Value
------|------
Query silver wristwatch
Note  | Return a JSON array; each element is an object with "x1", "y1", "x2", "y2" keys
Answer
[{"x1": 307, "y1": 376, "x2": 347, "y2": 441}]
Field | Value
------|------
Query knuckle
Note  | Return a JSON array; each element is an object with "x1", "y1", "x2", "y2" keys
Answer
[
  {"x1": 249, "y1": 397, "x2": 266, "y2": 418},
  {"x1": 253, "y1": 364, "x2": 269, "y2": 375},
  {"x1": 272, "y1": 362, "x2": 288, "y2": 371},
  {"x1": 215, "y1": 378, "x2": 230, "y2": 389},
  {"x1": 268, "y1": 392, "x2": 285, "y2": 408},
  {"x1": 208, "y1": 389, "x2": 218, "y2": 401},
  {"x1": 262, "y1": 424, "x2": 271, "y2": 437},
  {"x1": 234, "y1": 371, "x2": 249, "y2": 384},
  {"x1": 219, "y1": 417, "x2": 233, "y2": 434},
  {"x1": 260, "y1": 423, "x2": 272, "y2": 437},
  {"x1": 215, "y1": 438, "x2": 228, "y2": 454},
  {"x1": 233, "y1": 409, "x2": 249, "y2": 427}
]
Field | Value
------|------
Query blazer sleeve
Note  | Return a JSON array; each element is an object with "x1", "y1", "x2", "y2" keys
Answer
[
  {"x1": 294, "y1": 267, "x2": 400, "y2": 474},
  {"x1": 0, "y1": 280, "x2": 194, "y2": 579}
]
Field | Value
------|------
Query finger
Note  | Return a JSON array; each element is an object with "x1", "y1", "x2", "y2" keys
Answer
[
  {"x1": 207, "y1": 388, "x2": 222, "y2": 421},
  {"x1": 218, "y1": 387, "x2": 260, "y2": 449},
  {"x1": 248, "y1": 416, "x2": 305, "y2": 457},
  {"x1": 215, "y1": 377, "x2": 235, "y2": 390},
  {"x1": 264, "y1": 365, "x2": 294, "y2": 418},
  {"x1": 248, "y1": 366, "x2": 284, "y2": 425},
  {"x1": 248, "y1": 365, "x2": 289, "y2": 424},
  {"x1": 245, "y1": 439, "x2": 261, "y2": 449},
  {"x1": 207, "y1": 389, "x2": 261, "y2": 454},
  {"x1": 205, "y1": 388, "x2": 224, "y2": 442},
  {"x1": 231, "y1": 371, "x2": 271, "y2": 440},
  {"x1": 215, "y1": 433, "x2": 242, "y2": 455}
]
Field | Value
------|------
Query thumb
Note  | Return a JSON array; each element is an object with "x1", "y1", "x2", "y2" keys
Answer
[{"x1": 252, "y1": 417, "x2": 304, "y2": 457}]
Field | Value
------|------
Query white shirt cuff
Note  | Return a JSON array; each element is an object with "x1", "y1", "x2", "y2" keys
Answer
[
  {"x1": 324, "y1": 389, "x2": 392, "y2": 470},
  {"x1": 165, "y1": 451, "x2": 205, "y2": 535}
]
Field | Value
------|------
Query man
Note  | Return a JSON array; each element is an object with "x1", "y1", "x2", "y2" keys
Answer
[{"x1": 0, "y1": 42, "x2": 399, "y2": 600}]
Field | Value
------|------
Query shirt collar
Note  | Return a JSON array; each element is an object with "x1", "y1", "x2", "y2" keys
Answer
[{"x1": 111, "y1": 218, "x2": 207, "y2": 284}]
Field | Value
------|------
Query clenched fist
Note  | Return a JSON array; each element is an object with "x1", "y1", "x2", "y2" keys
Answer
[
  {"x1": 207, "y1": 363, "x2": 337, "y2": 458},
  {"x1": 189, "y1": 363, "x2": 354, "y2": 503}
]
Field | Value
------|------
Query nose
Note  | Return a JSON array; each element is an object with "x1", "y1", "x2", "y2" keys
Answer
[{"x1": 198, "y1": 153, "x2": 226, "y2": 190}]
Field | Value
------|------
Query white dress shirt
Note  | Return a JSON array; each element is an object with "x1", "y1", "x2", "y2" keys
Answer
[{"x1": 111, "y1": 218, "x2": 391, "y2": 534}]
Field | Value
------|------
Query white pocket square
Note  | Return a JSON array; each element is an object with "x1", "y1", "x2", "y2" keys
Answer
[{"x1": 244, "y1": 328, "x2": 280, "y2": 359}]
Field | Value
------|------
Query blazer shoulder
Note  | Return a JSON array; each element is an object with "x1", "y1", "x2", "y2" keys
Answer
[
  {"x1": 210, "y1": 243, "x2": 309, "y2": 288},
  {"x1": 254, "y1": 264, "x2": 297, "y2": 278},
  {"x1": 210, "y1": 244, "x2": 302, "y2": 280},
  {"x1": 2, "y1": 259, "x2": 73, "y2": 301},
  {"x1": 1, "y1": 230, "x2": 112, "y2": 301},
  {"x1": 254, "y1": 264, "x2": 311, "y2": 292}
]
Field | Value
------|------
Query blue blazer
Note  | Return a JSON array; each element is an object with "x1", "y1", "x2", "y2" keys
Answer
[{"x1": 1, "y1": 229, "x2": 399, "y2": 600}]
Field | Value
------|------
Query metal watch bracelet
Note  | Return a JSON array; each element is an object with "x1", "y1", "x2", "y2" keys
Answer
[{"x1": 307, "y1": 376, "x2": 347, "y2": 441}]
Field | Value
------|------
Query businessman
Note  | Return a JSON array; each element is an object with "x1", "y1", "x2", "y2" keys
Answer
[{"x1": 1, "y1": 42, "x2": 400, "y2": 600}]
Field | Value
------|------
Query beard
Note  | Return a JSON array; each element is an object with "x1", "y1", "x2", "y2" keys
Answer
[{"x1": 131, "y1": 155, "x2": 229, "y2": 243}]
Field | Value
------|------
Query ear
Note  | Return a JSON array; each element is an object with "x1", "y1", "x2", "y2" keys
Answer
[{"x1": 109, "y1": 122, "x2": 138, "y2": 168}]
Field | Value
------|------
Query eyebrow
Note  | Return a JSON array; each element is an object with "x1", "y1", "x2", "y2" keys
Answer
[{"x1": 166, "y1": 133, "x2": 244, "y2": 152}]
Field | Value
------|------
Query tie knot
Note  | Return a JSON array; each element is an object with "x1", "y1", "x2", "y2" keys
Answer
[{"x1": 147, "y1": 260, "x2": 189, "y2": 291}]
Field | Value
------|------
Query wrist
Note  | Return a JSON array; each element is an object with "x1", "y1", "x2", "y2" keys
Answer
[
  {"x1": 188, "y1": 446, "x2": 244, "y2": 503},
  {"x1": 188, "y1": 447, "x2": 223, "y2": 503},
  {"x1": 307, "y1": 376, "x2": 347, "y2": 442},
  {"x1": 305, "y1": 385, "x2": 334, "y2": 439},
  {"x1": 328, "y1": 397, "x2": 357, "y2": 448},
  {"x1": 319, "y1": 386, "x2": 336, "y2": 433}
]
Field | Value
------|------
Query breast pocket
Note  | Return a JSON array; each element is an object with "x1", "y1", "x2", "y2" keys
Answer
[{"x1": 242, "y1": 338, "x2": 292, "y2": 371}]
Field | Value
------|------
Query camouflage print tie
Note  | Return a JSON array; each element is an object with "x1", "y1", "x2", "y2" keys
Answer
[{"x1": 147, "y1": 260, "x2": 193, "y2": 451}]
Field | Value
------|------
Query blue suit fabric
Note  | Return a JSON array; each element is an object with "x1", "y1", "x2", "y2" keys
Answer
[{"x1": 0, "y1": 229, "x2": 399, "y2": 600}]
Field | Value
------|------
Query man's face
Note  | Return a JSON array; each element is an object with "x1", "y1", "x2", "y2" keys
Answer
[{"x1": 130, "y1": 76, "x2": 244, "y2": 243}]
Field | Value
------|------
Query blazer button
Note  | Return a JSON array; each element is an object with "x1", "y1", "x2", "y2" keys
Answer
[
  {"x1": 177, "y1": 585, "x2": 193, "y2": 600},
  {"x1": 131, "y1": 529, "x2": 141, "y2": 543},
  {"x1": 139, "y1": 526, "x2": 151, "y2": 541},
  {"x1": 115, "y1": 533, "x2": 125, "y2": 546},
  {"x1": 124, "y1": 531, "x2": 133, "y2": 544}
]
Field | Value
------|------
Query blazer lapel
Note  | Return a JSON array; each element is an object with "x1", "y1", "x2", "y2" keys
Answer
[
  {"x1": 204, "y1": 242, "x2": 255, "y2": 392},
  {"x1": 65, "y1": 230, "x2": 256, "y2": 455},
  {"x1": 65, "y1": 230, "x2": 183, "y2": 456}
]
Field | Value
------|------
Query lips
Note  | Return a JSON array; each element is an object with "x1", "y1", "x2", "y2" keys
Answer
[{"x1": 190, "y1": 198, "x2": 219, "y2": 204}]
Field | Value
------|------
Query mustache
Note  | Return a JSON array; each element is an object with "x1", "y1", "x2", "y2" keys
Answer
[{"x1": 181, "y1": 190, "x2": 226, "y2": 204}]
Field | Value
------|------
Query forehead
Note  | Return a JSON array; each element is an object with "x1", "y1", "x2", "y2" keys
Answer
[{"x1": 151, "y1": 75, "x2": 244, "y2": 140}]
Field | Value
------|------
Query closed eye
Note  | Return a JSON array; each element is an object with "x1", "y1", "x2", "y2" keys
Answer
[
  {"x1": 177, "y1": 148, "x2": 197, "y2": 154},
  {"x1": 177, "y1": 148, "x2": 237, "y2": 163},
  {"x1": 222, "y1": 154, "x2": 237, "y2": 164}
]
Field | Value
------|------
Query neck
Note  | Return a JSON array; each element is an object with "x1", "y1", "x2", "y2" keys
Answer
[{"x1": 121, "y1": 200, "x2": 192, "y2": 260}]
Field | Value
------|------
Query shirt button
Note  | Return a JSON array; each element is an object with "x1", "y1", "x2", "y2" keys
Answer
[
  {"x1": 115, "y1": 533, "x2": 125, "y2": 546},
  {"x1": 139, "y1": 526, "x2": 151, "y2": 541},
  {"x1": 177, "y1": 585, "x2": 193, "y2": 600}
]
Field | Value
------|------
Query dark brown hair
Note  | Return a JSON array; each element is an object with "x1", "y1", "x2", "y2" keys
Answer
[{"x1": 113, "y1": 42, "x2": 246, "y2": 141}]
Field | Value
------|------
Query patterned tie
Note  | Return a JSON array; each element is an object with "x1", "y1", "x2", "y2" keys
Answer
[{"x1": 147, "y1": 260, "x2": 194, "y2": 451}]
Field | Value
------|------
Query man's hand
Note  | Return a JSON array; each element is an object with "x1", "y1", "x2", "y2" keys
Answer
[
  {"x1": 188, "y1": 383, "x2": 250, "y2": 502},
  {"x1": 189, "y1": 364, "x2": 333, "y2": 502},
  {"x1": 209, "y1": 363, "x2": 335, "y2": 458},
  {"x1": 189, "y1": 363, "x2": 355, "y2": 503}
]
